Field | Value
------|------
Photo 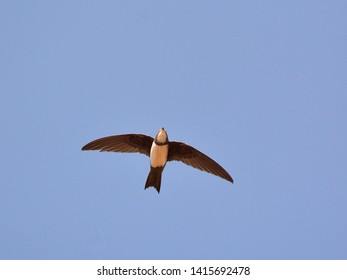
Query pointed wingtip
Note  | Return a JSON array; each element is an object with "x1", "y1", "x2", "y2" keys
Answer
[
  {"x1": 222, "y1": 173, "x2": 233, "y2": 184},
  {"x1": 81, "y1": 143, "x2": 89, "y2": 151}
]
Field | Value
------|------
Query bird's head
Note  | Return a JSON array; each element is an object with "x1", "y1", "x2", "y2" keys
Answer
[{"x1": 155, "y1": 127, "x2": 168, "y2": 145}]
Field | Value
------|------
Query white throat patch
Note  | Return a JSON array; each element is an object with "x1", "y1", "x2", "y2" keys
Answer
[{"x1": 156, "y1": 128, "x2": 168, "y2": 144}]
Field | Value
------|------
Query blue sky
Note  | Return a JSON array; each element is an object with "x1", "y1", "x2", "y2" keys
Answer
[{"x1": 1, "y1": 1, "x2": 346, "y2": 259}]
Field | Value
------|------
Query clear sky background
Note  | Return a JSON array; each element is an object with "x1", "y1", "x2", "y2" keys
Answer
[{"x1": 1, "y1": 1, "x2": 346, "y2": 260}]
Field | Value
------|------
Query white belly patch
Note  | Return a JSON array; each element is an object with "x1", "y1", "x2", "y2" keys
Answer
[{"x1": 150, "y1": 142, "x2": 168, "y2": 168}]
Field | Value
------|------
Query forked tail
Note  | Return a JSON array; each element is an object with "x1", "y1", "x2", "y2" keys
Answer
[{"x1": 145, "y1": 167, "x2": 163, "y2": 193}]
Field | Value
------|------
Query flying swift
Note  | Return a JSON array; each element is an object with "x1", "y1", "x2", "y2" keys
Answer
[{"x1": 82, "y1": 128, "x2": 233, "y2": 193}]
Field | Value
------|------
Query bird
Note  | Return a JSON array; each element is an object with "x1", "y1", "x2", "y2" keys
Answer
[{"x1": 82, "y1": 128, "x2": 233, "y2": 193}]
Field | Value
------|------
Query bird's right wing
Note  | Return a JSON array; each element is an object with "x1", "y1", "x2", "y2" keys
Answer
[{"x1": 81, "y1": 134, "x2": 153, "y2": 157}]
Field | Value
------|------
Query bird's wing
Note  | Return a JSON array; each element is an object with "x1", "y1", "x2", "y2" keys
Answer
[
  {"x1": 168, "y1": 141, "x2": 233, "y2": 183},
  {"x1": 82, "y1": 134, "x2": 153, "y2": 157}
]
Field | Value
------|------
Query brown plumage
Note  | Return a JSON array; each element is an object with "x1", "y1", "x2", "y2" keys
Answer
[
  {"x1": 144, "y1": 167, "x2": 163, "y2": 193},
  {"x1": 82, "y1": 128, "x2": 233, "y2": 193},
  {"x1": 168, "y1": 141, "x2": 233, "y2": 183},
  {"x1": 81, "y1": 134, "x2": 153, "y2": 155}
]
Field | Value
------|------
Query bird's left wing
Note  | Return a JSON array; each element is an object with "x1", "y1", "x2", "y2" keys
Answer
[
  {"x1": 82, "y1": 134, "x2": 153, "y2": 157},
  {"x1": 168, "y1": 141, "x2": 233, "y2": 183}
]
